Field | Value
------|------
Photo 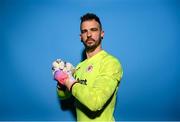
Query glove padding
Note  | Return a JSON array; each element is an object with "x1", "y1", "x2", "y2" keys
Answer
[
  {"x1": 54, "y1": 70, "x2": 68, "y2": 85},
  {"x1": 52, "y1": 59, "x2": 75, "y2": 75}
]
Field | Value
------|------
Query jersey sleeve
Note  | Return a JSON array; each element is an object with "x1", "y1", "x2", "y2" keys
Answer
[
  {"x1": 57, "y1": 87, "x2": 71, "y2": 100},
  {"x1": 72, "y1": 57, "x2": 123, "y2": 111}
]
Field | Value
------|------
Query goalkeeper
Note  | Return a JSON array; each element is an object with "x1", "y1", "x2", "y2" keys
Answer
[{"x1": 52, "y1": 13, "x2": 123, "y2": 122}]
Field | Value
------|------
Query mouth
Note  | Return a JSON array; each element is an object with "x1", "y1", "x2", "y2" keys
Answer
[{"x1": 86, "y1": 38, "x2": 95, "y2": 44}]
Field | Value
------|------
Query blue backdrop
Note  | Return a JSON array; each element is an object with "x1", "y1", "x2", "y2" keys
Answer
[{"x1": 0, "y1": 0, "x2": 179, "y2": 121}]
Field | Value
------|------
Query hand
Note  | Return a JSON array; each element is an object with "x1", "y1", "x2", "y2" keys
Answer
[
  {"x1": 52, "y1": 59, "x2": 77, "y2": 90},
  {"x1": 54, "y1": 70, "x2": 68, "y2": 85},
  {"x1": 54, "y1": 69, "x2": 77, "y2": 91},
  {"x1": 64, "y1": 72, "x2": 77, "y2": 91}
]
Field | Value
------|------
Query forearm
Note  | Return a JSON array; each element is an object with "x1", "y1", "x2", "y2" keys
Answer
[{"x1": 57, "y1": 84, "x2": 71, "y2": 100}]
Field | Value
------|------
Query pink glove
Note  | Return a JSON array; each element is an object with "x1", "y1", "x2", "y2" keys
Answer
[{"x1": 54, "y1": 70, "x2": 68, "y2": 85}]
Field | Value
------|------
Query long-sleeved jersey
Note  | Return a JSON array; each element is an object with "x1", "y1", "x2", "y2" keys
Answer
[{"x1": 57, "y1": 50, "x2": 123, "y2": 122}]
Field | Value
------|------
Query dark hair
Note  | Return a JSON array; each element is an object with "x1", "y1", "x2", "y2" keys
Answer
[{"x1": 80, "y1": 13, "x2": 102, "y2": 30}]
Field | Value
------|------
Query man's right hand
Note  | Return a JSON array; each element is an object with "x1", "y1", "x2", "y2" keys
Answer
[{"x1": 54, "y1": 70, "x2": 69, "y2": 85}]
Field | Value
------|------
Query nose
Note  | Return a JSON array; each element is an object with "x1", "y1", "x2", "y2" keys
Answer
[{"x1": 87, "y1": 31, "x2": 92, "y2": 38}]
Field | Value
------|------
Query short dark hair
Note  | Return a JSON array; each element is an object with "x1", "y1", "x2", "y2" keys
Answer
[{"x1": 80, "y1": 13, "x2": 102, "y2": 30}]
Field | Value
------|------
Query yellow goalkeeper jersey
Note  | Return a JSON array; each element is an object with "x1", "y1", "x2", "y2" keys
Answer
[{"x1": 57, "y1": 50, "x2": 123, "y2": 122}]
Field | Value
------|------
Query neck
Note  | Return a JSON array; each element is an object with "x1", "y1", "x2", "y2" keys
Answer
[{"x1": 86, "y1": 46, "x2": 102, "y2": 59}]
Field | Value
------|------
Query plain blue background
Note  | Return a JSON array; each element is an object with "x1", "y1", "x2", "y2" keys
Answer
[{"x1": 0, "y1": 0, "x2": 179, "y2": 121}]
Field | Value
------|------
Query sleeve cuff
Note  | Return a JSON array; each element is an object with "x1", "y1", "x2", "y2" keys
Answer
[{"x1": 70, "y1": 82, "x2": 79, "y2": 92}]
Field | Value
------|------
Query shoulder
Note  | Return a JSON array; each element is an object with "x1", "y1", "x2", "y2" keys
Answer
[
  {"x1": 101, "y1": 51, "x2": 121, "y2": 66},
  {"x1": 99, "y1": 51, "x2": 122, "y2": 74},
  {"x1": 99, "y1": 51, "x2": 123, "y2": 80}
]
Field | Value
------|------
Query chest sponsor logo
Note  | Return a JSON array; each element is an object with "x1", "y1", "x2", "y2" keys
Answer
[{"x1": 77, "y1": 78, "x2": 87, "y2": 85}]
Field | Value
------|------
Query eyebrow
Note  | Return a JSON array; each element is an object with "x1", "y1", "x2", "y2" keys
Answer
[{"x1": 81, "y1": 27, "x2": 99, "y2": 33}]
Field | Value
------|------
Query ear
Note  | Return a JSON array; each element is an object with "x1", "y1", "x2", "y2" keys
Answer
[
  {"x1": 101, "y1": 30, "x2": 104, "y2": 39},
  {"x1": 80, "y1": 34, "x2": 83, "y2": 42}
]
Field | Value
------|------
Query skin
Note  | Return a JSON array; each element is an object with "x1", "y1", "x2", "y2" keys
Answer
[{"x1": 80, "y1": 19, "x2": 104, "y2": 59}]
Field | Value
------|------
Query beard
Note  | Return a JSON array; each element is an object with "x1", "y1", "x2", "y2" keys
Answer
[{"x1": 83, "y1": 37, "x2": 102, "y2": 52}]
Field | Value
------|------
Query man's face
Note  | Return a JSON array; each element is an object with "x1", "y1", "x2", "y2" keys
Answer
[{"x1": 80, "y1": 19, "x2": 104, "y2": 50}]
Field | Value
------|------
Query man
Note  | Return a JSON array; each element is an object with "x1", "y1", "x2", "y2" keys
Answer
[{"x1": 53, "y1": 13, "x2": 123, "y2": 121}]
